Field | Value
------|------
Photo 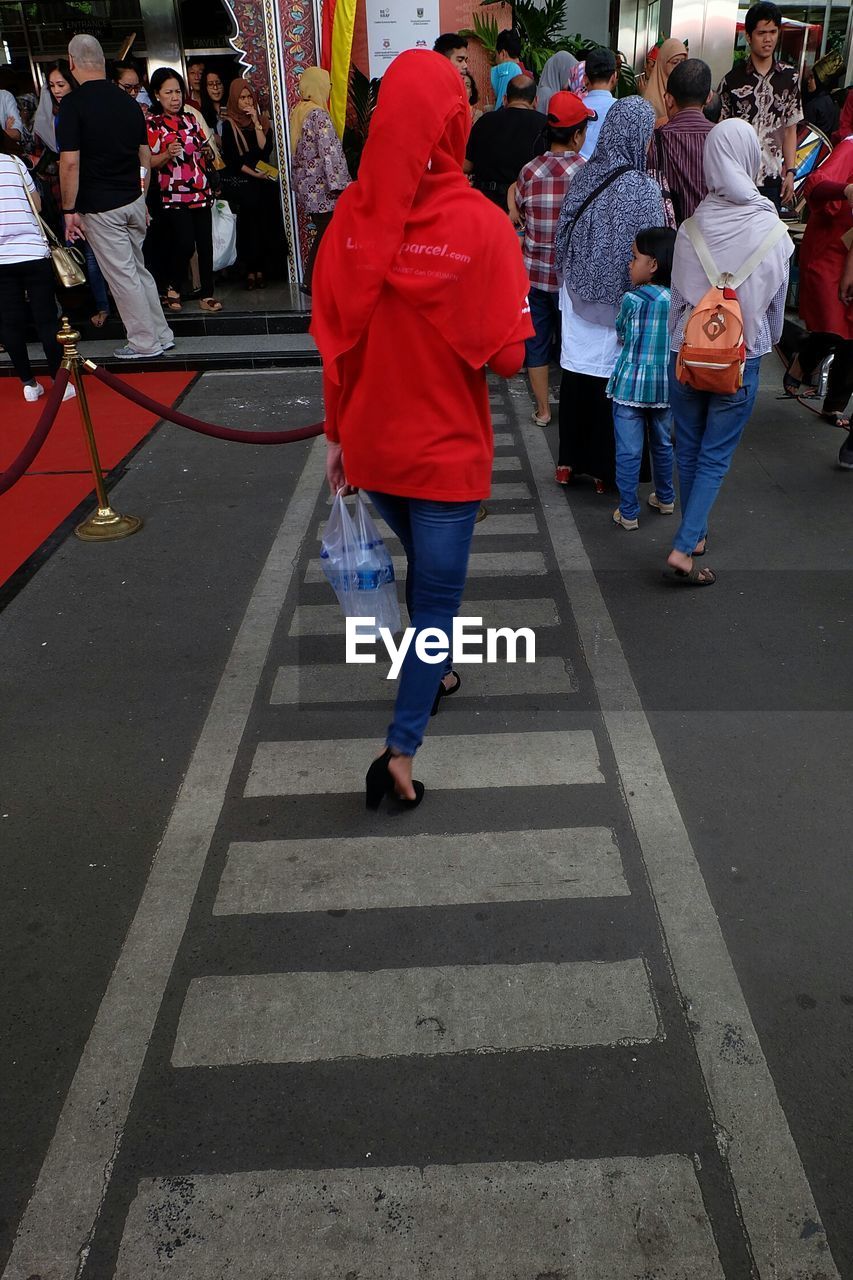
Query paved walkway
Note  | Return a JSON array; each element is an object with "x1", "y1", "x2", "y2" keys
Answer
[{"x1": 1, "y1": 371, "x2": 844, "y2": 1279}]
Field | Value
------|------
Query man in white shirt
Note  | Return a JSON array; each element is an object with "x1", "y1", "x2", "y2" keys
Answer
[
  {"x1": 0, "y1": 88, "x2": 23, "y2": 141},
  {"x1": 580, "y1": 48, "x2": 617, "y2": 159}
]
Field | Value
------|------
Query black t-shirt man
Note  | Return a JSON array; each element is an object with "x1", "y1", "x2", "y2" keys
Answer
[
  {"x1": 466, "y1": 103, "x2": 548, "y2": 212},
  {"x1": 56, "y1": 80, "x2": 147, "y2": 213}
]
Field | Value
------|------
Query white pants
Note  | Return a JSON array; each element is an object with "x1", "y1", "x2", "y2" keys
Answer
[{"x1": 83, "y1": 196, "x2": 173, "y2": 354}]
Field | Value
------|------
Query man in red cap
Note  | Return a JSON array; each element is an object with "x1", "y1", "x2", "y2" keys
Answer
[{"x1": 508, "y1": 90, "x2": 595, "y2": 425}]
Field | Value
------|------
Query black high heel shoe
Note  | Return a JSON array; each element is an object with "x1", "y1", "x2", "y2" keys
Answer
[
  {"x1": 431, "y1": 670, "x2": 461, "y2": 717},
  {"x1": 365, "y1": 748, "x2": 425, "y2": 811}
]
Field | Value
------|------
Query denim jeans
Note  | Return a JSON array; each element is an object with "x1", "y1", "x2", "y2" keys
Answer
[
  {"x1": 668, "y1": 353, "x2": 760, "y2": 554},
  {"x1": 367, "y1": 492, "x2": 480, "y2": 756},
  {"x1": 83, "y1": 243, "x2": 109, "y2": 314},
  {"x1": 612, "y1": 402, "x2": 674, "y2": 521}
]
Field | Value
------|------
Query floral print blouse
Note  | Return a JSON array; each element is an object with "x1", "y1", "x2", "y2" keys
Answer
[
  {"x1": 293, "y1": 108, "x2": 350, "y2": 214},
  {"x1": 147, "y1": 110, "x2": 212, "y2": 207}
]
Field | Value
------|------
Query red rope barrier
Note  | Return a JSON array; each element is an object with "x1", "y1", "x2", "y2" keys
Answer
[
  {"x1": 0, "y1": 369, "x2": 70, "y2": 497},
  {"x1": 86, "y1": 363, "x2": 325, "y2": 445}
]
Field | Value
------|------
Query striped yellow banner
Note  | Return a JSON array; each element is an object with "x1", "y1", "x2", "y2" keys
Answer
[{"x1": 329, "y1": 0, "x2": 357, "y2": 136}]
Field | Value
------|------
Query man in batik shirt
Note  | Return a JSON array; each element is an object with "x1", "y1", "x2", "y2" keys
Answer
[{"x1": 718, "y1": 0, "x2": 801, "y2": 211}]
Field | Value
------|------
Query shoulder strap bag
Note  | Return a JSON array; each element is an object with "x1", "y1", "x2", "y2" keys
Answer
[
  {"x1": 14, "y1": 157, "x2": 86, "y2": 289},
  {"x1": 565, "y1": 163, "x2": 633, "y2": 248},
  {"x1": 682, "y1": 216, "x2": 790, "y2": 289}
]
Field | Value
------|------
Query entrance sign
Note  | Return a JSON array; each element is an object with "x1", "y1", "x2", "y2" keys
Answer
[{"x1": 366, "y1": 0, "x2": 440, "y2": 78}]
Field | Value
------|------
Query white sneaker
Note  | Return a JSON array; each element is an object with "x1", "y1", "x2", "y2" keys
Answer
[
  {"x1": 62, "y1": 382, "x2": 77, "y2": 401},
  {"x1": 23, "y1": 381, "x2": 44, "y2": 403},
  {"x1": 113, "y1": 344, "x2": 164, "y2": 360}
]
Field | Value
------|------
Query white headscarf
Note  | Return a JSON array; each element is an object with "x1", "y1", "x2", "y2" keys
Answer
[
  {"x1": 673, "y1": 119, "x2": 793, "y2": 348},
  {"x1": 537, "y1": 51, "x2": 578, "y2": 116}
]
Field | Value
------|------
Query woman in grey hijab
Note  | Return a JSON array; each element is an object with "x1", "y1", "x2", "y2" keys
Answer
[
  {"x1": 554, "y1": 96, "x2": 664, "y2": 488},
  {"x1": 537, "y1": 51, "x2": 578, "y2": 116}
]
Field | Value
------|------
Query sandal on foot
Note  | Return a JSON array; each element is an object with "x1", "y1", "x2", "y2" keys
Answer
[
  {"x1": 199, "y1": 297, "x2": 223, "y2": 312},
  {"x1": 431, "y1": 670, "x2": 461, "y2": 717},
  {"x1": 664, "y1": 564, "x2": 717, "y2": 587},
  {"x1": 783, "y1": 371, "x2": 817, "y2": 398},
  {"x1": 90, "y1": 309, "x2": 108, "y2": 328},
  {"x1": 161, "y1": 290, "x2": 182, "y2": 312},
  {"x1": 531, "y1": 409, "x2": 551, "y2": 426},
  {"x1": 693, "y1": 537, "x2": 707, "y2": 557},
  {"x1": 822, "y1": 410, "x2": 851, "y2": 429}
]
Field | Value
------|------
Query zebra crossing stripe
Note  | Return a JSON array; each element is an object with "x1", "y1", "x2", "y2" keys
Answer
[
  {"x1": 288, "y1": 597, "x2": 561, "y2": 637},
  {"x1": 114, "y1": 1158, "x2": 724, "y2": 1278},
  {"x1": 314, "y1": 512, "x2": 539, "y2": 541},
  {"x1": 270, "y1": 654, "x2": 577, "y2": 705},
  {"x1": 486, "y1": 482, "x2": 532, "y2": 500},
  {"x1": 245, "y1": 730, "x2": 604, "y2": 796},
  {"x1": 304, "y1": 551, "x2": 546, "y2": 583},
  {"x1": 171, "y1": 958, "x2": 658, "y2": 1067},
  {"x1": 491, "y1": 455, "x2": 522, "y2": 471},
  {"x1": 214, "y1": 827, "x2": 627, "y2": 915}
]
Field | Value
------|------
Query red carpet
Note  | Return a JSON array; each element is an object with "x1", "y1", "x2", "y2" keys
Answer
[{"x1": 0, "y1": 371, "x2": 194, "y2": 588}]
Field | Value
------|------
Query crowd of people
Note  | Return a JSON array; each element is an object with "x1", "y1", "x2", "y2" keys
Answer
[
  {"x1": 0, "y1": 33, "x2": 351, "y2": 375},
  {"x1": 311, "y1": 1, "x2": 852, "y2": 809}
]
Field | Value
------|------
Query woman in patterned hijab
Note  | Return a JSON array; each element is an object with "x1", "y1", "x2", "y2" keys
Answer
[{"x1": 553, "y1": 97, "x2": 665, "y2": 489}]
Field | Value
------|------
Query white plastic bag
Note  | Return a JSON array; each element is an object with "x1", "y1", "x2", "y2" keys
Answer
[
  {"x1": 320, "y1": 493, "x2": 401, "y2": 636},
  {"x1": 212, "y1": 199, "x2": 237, "y2": 272}
]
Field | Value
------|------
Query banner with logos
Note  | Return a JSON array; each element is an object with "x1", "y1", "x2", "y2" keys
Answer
[{"x1": 366, "y1": 0, "x2": 441, "y2": 78}]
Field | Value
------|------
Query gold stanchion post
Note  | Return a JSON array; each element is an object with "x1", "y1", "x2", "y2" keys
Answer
[{"x1": 57, "y1": 316, "x2": 143, "y2": 542}]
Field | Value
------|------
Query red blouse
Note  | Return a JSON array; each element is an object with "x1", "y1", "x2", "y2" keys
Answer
[{"x1": 147, "y1": 110, "x2": 211, "y2": 207}]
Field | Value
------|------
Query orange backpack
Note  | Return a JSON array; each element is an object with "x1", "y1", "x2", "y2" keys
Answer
[{"x1": 676, "y1": 218, "x2": 789, "y2": 395}]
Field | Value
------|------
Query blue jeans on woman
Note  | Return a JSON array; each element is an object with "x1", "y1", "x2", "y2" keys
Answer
[
  {"x1": 83, "y1": 243, "x2": 109, "y2": 315},
  {"x1": 668, "y1": 353, "x2": 761, "y2": 555},
  {"x1": 367, "y1": 492, "x2": 480, "y2": 757},
  {"x1": 612, "y1": 402, "x2": 674, "y2": 521}
]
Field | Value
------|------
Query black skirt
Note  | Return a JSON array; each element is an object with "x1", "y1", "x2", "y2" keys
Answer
[{"x1": 557, "y1": 369, "x2": 616, "y2": 484}]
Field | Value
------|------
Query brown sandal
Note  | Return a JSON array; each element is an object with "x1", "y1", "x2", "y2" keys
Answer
[
  {"x1": 199, "y1": 297, "x2": 223, "y2": 312},
  {"x1": 664, "y1": 564, "x2": 717, "y2": 587},
  {"x1": 161, "y1": 289, "x2": 182, "y2": 312}
]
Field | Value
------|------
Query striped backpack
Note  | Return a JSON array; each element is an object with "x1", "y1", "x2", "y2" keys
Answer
[{"x1": 676, "y1": 218, "x2": 789, "y2": 395}]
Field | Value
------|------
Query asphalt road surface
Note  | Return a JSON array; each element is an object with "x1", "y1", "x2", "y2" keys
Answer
[{"x1": 1, "y1": 366, "x2": 849, "y2": 1278}]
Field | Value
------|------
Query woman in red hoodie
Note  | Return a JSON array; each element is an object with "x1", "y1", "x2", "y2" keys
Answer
[{"x1": 312, "y1": 49, "x2": 532, "y2": 811}]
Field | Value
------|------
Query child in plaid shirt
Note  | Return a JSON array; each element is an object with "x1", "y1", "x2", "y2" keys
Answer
[{"x1": 607, "y1": 226, "x2": 677, "y2": 530}]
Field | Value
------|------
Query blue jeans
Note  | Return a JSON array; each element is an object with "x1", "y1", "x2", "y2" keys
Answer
[
  {"x1": 669, "y1": 354, "x2": 760, "y2": 554},
  {"x1": 612, "y1": 402, "x2": 674, "y2": 521},
  {"x1": 525, "y1": 286, "x2": 561, "y2": 368},
  {"x1": 83, "y1": 243, "x2": 109, "y2": 314},
  {"x1": 367, "y1": 492, "x2": 480, "y2": 756}
]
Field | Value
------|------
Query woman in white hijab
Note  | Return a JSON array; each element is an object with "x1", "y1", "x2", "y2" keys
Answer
[{"x1": 666, "y1": 119, "x2": 792, "y2": 586}]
